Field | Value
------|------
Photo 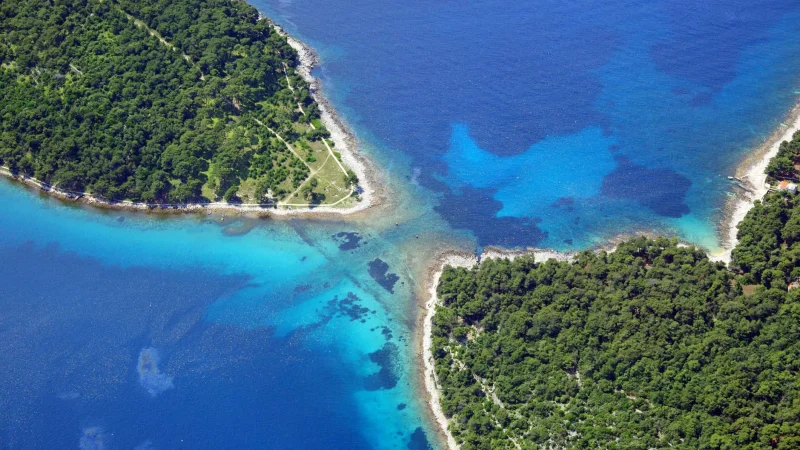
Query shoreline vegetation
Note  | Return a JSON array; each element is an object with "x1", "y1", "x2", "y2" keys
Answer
[
  {"x1": 420, "y1": 239, "x2": 635, "y2": 450},
  {"x1": 0, "y1": 0, "x2": 380, "y2": 218},
  {"x1": 421, "y1": 248, "x2": 581, "y2": 450},
  {"x1": 422, "y1": 113, "x2": 800, "y2": 449}
]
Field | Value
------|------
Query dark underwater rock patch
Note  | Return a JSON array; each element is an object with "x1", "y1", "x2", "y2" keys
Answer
[
  {"x1": 324, "y1": 292, "x2": 370, "y2": 322},
  {"x1": 368, "y1": 258, "x2": 400, "y2": 293},
  {"x1": 363, "y1": 342, "x2": 400, "y2": 391},
  {"x1": 332, "y1": 231, "x2": 363, "y2": 251},
  {"x1": 434, "y1": 186, "x2": 547, "y2": 248},
  {"x1": 551, "y1": 196, "x2": 575, "y2": 211}
]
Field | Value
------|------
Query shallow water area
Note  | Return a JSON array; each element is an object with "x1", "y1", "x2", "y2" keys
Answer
[
  {"x1": 0, "y1": 179, "x2": 444, "y2": 449},
  {"x1": 258, "y1": 0, "x2": 800, "y2": 252}
]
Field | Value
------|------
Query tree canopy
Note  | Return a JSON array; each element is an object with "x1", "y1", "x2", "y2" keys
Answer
[
  {"x1": 0, "y1": 0, "x2": 330, "y2": 203},
  {"x1": 765, "y1": 131, "x2": 800, "y2": 182}
]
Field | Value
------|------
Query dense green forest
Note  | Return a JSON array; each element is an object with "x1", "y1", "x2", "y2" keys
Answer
[
  {"x1": 765, "y1": 132, "x2": 800, "y2": 181},
  {"x1": 0, "y1": 0, "x2": 345, "y2": 204},
  {"x1": 432, "y1": 132, "x2": 800, "y2": 449}
]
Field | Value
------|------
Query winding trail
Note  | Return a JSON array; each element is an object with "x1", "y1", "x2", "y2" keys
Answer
[
  {"x1": 252, "y1": 118, "x2": 353, "y2": 206},
  {"x1": 126, "y1": 7, "x2": 353, "y2": 209},
  {"x1": 297, "y1": 103, "x2": 348, "y2": 175},
  {"x1": 254, "y1": 118, "x2": 307, "y2": 166},
  {"x1": 113, "y1": 4, "x2": 193, "y2": 63},
  {"x1": 283, "y1": 63, "x2": 295, "y2": 92},
  {"x1": 321, "y1": 137, "x2": 348, "y2": 174},
  {"x1": 282, "y1": 152, "x2": 333, "y2": 203}
]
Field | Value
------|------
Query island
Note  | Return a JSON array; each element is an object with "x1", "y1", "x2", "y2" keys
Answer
[
  {"x1": 0, "y1": 0, "x2": 365, "y2": 211},
  {"x1": 426, "y1": 131, "x2": 800, "y2": 449}
]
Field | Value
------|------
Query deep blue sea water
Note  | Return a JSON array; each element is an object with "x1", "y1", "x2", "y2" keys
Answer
[
  {"x1": 258, "y1": 0, "x2": 800, "y2": 251},
  {"x1": 3, "y1": 1, "x2": 800, "y2": 449}
]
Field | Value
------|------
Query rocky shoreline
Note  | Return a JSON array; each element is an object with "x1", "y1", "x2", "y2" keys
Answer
[
  {"x1": 421, "y1": 250, "x2": 477, "y2": 450},
  {"x1": 419, "y1": 109, "x2": 800, "y2": 440},
  {"x1": 419, "y1": 245, "x2": 582, "y2": 450},
  {"x1": 711, "y1": 101, "x2": 800, "y2": 263},
  {"x1": 0, "y1": 165, "x2": 377, "y2": 219}
]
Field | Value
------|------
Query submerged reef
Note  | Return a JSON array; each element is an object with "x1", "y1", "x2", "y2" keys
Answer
[
  {"x1": 79, "y1": 427, "x2": 106, "y2": 450},
  {"x1": 368, "y1": 258, "x2": 400, "y2": 293},
  {"x1": 138, "y1": 348, "x2": 174, "y2": 397}
]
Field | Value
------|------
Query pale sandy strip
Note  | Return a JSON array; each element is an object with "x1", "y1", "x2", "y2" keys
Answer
[
  {"x1": 423, "y1": 253, "x2": 477, "y2": 450},
  {"x1": 422, "y1": 248, "x2": 577, "y2": 450},
  {"x1": 0, "y1": 166, "x2": 366, "y2": 217},
  {"x1": 711, "y1": 103, "x2": 800, "y2": 263},
  {"x1": 277, "y1": 29, "x2": 378, "y2": 213}
]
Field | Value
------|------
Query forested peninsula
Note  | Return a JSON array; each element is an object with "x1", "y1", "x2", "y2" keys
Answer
[
  {"x1": 0, "y1": 0, "x2": 358, "y2": 206},
  {"x1": 430, "y1": 132, "x2": 800, "y2": 449}
]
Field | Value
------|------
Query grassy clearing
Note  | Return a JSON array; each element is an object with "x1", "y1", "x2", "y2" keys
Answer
[
  {"x1": 236, "y1": 177, "x2": 257, "y2": 202},
  {"x1": 310, "y1": 153, "x2": 351, "y2": 204}
]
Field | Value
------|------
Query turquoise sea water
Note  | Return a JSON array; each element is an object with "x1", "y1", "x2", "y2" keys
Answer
[
  {"x1": 4, "y1": 1, "x2": 800, "y2": 448},
  {"x1": 0, "y1": 182, "x2": 453, "y2": 448}
]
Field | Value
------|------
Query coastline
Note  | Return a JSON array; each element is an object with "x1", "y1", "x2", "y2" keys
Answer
[
  {"x1": 0, "y1": 19, "x2": 383, "y2": 220},
  {"x1": 417, "y1": 98, "x2": 800, "y2": 443},
  {"x1": 421, "y1": 251, "x2": 477, "y2": 450},
  {"x1": 271, "y1": 21, "x2": 384, "y2": 220},
  {"x1": 418, "y1": 99, "x2": 800, "y2": 443},
  {"x1": 420, "y1": 99, "x2": 800, "y2": 442},
  {"x1": 420, "y1": 246, "x2": 581, "y2": 450},
  {"x1": 480, "y1": 246, "x2": 576, "y2": 263},
  {"x1": 417, "y1": 234, "x2": 695, "y2": 450},
  {"x1": 711, "y1": 101, "x2": 800, "y2": 263},
  {"x1": 0, "y1": 165, "x2": 377, "y2": 219}
]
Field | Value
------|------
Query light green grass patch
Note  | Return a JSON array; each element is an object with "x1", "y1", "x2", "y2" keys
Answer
[{"x1": 236, "y1": 177, "x2": 257, "y2": 202}]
